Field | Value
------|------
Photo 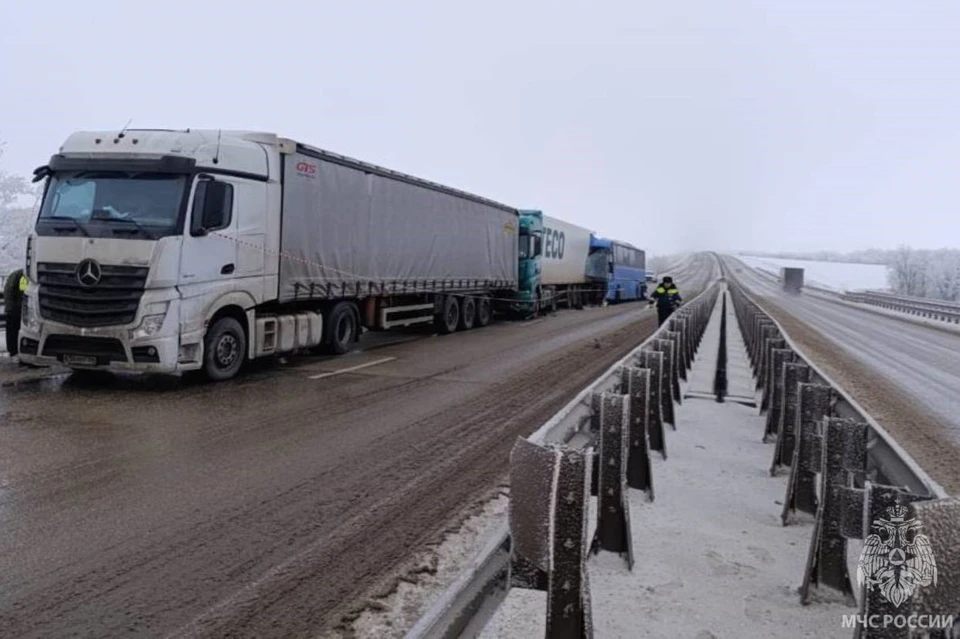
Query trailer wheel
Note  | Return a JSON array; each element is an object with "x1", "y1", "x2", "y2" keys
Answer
[
  {"x1": 436, "y1": 296, "x2": 460, "y2": 334},
  {"x1": 202, "y1": 317, "x2": 246, "y2": 381},
  {"x1": 324, "y1": 302, "x2": 357, "y2": 354},
  {"x1": 476, "y1": 297, "x2": 492, "y2": 327},
  {"x1": 458, "y1": 296, "x2": 476, "y2": 330}
]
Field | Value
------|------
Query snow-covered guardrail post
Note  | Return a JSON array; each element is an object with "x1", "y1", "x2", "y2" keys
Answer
[
  {"x1": 620, "y1": 366, "x2": 654, "y2": 499},
  {"x1": 850, "y1": 482, "x2": 938, "y2": 639},
  {"x1": 760, "y1": 339, "x2": 788, "y2": 422},
  {"x1": 752, "y1": 320, "x2": 776, "y2": 376},
  {"x1": 589, "y1": 392, "x2": 634, "y2": 569},
  {"x1": 636, "y1": 350, "x2": 667, "y2": 459},
  {"x1": 507, "y1": 437, "x2": 594, "y2": 638},
  {"x1": 669, "y1": 316, "x2": 692, "y2": 373},
  {"x1": 649, "y1": 340, "x2": 677, "y2": 429},
  {"x1": 662, "y1": 330, "x2": 683, "y2": 403},
  {"x1": 770, "y1": 362, "x2": 811, "y2": 475},
  {"x1": 781, "y1": 383, "x2": 832, "y2": 525},
  {"x1": 800, "y1": 417, "x2": 869, "y2": 603},
  {"x1": 764, "y1": 348, "x2": 795, "y2": 441},
  {"x1": 903, "y1": 498, "x2": 960, "y2": 634}
]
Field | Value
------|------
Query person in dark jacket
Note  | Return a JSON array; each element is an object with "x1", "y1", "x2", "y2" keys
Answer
[
  {"x1": 649, "y1": 276, "x2": 682, "y2": 326},
  {"x1": 4, "y1": 269, "x2": 26, "y2": 355}
]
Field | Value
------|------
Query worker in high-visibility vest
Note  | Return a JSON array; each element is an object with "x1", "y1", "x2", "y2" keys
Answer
[
  {"x1": 3, "y1": 269, "x2": 26, "y2": 355},
  {"x1": 649, "y1": 276, "x2": 682, "y2": 326}
]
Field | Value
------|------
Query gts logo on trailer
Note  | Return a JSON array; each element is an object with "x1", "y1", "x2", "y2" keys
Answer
[
  {"x1": 543, "y1": 227, "x2": 565, "y2": 260},
  {"x1": 296, "y1": 161, "x2": 317, "y2": 178}
]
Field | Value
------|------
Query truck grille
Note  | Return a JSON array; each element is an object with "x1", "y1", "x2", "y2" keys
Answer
[{"x1": 37, "y1": 262, "x2": 148, "y2": 328}]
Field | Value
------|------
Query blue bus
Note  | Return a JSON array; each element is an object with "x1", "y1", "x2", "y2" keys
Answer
[{"x1": 586, "y1": 235, "x2": 647, "y2": 303}]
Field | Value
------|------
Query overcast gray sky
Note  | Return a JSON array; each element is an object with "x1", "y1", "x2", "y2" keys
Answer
[{"x1": 1, "y1": 0, "x2": 957, "y2": 255}]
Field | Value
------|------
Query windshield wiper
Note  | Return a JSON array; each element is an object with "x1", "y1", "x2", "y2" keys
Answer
[
  {"x1": 107, "y1": 217, "x2": 156, "y2": 240},
  {"x1": 42, "y1": 215, "x2": 91, "y2": 237},
  {"x1": 90, "y1": 209, "x2": 156, "y2": 240}
]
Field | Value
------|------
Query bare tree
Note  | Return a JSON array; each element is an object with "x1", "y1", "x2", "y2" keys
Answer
[
  {"x1": 0, "y1": 139, "x2": 33, "y2": 211},
  {"x1": 924, "y1": 250, "x2": 960, "y2": 301}
]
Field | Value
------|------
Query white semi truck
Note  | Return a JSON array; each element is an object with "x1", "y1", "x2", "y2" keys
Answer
[{"x1": 18, "y1": 129, "x2": 521, "y2": 380}]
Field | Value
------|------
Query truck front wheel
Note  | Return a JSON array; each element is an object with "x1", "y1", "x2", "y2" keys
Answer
[
  {"x1": 324, "y1": 302, "x2": 357, "y2": 355},
  {"x1": 203, "y1": 317, "x2": 247, "y2": 381}
]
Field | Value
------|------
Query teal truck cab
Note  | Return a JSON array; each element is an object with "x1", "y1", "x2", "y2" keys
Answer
[{"x1": 512, "y1": 209, "x2": 596, "y2": 316}]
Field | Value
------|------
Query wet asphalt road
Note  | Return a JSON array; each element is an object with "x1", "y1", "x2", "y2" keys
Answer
[
  {"x1": 725, "y1": 256, "x2": 960, "y2": 493},
  {"x1": 0, "y1": 257, "x2": 714, "y2": 638}
]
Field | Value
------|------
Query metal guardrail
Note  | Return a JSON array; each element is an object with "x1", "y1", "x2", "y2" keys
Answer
[
  {"x1": 724, "y1": 268, "x2": 959, "y2": 637},
  {"x1": 409, "y1": 253, "x2": 955, "y2": 638},
  {"x1": 719, "y1": 259, "x2": 946, "y2": 500},
  {"x1": 725, "y1": 280, "x2": 945, "y2": 500},
  {"x1": 406, "y1": 258, "x2": 722, "y2": 639},
  {"x1": 842, "y1": 290, "x2": 960, "y2": 324}
]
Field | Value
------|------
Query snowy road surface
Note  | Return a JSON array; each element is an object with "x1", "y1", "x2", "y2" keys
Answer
[
  {"x1": 725, "y1": 255, "x2": 960, "y2": 494},
  {"x1": 0, "y1": 257, "x2": 715, "y2": 638}
]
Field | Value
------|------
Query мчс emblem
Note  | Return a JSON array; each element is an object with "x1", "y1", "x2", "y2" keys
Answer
[
  {"x1": 76, "y1": 258, "x2": 102, "y2": 287},
  {"x1": 857, "y1": 504, "x2": 937, "y2": 608}
]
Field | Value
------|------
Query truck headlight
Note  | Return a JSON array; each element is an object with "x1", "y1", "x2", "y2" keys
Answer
[
  {"x1": 130, "y1": 302, "x2": 169, "y2": 339},
  {"x1": 22, "y1": 296, "x2": 40, "y2": 331}
]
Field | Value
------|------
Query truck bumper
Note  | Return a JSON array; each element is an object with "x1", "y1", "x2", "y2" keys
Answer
[
  {"x1": 18, "y1": 327, "x2": 183, "y2": 374},
  {"x1": 17, "y1": 295, "x2": 193, "y2": 375}
]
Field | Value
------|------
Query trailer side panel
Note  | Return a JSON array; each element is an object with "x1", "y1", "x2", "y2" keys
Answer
[{"x1": 278, "y1": 152, "x2": 519, "y2": 302}]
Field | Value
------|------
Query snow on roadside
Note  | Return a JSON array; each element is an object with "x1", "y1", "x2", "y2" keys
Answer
[
  {"x1": 584, "y1": 398, "x2": 849, "y2": 639},
  {"x1": 349, "y1": 491, "x2": 509, "y2": 638},
  {"x1": 737, "y1": 255, "x2": 889, "y2": 293}
]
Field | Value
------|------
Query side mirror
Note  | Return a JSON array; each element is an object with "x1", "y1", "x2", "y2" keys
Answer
[
  {"x1": 534, "y1": 236, "x2": 542, "y2": 256},
  {"x1": 191, "y1": 179, "x2": 233, "y2": 236},
  {"x1": 32, "y1": 165, "x2": 51, "y2": 183}
]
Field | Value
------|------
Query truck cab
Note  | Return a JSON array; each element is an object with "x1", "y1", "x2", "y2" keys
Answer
[
  {"x1": 18, "y1": 129, "x2": 280, "y2": 380},
  {"x1": 515, "y1": 209, "x2": 544, "y2": 315}
]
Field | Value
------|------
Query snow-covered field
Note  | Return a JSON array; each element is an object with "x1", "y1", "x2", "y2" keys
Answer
[{"x1": 736, "y1": 255, "x2": 889, "y2": 293}]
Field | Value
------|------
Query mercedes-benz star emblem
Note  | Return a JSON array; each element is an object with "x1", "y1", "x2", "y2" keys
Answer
[{"x1": 76, "y1": 259, "x2": 102, "y2": 287}]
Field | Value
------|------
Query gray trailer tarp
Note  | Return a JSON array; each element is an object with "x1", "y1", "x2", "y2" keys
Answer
[{"x1": 278, "y1": 149, "x2": 519, "y2": 303}]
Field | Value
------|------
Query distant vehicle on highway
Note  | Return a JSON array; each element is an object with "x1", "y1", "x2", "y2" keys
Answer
[
  {"x1": 780, "y1": 267, "x2": 804, "y2": 293},
  {"x1": 17, "y1": 129, "x2": 647, "y2": 381}
]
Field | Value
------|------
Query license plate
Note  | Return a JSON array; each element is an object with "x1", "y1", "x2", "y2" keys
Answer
[{"x1": 63, "y1": 355, "x2": 97, "y2": 367}]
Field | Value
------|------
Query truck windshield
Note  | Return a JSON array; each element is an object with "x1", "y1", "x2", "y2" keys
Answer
[
  {"x1": 519, "y1": 233, "x2": 534, "y2": 259},
  {"x1": 36, "y1": 171, "x2": 187, "y2": 239}
]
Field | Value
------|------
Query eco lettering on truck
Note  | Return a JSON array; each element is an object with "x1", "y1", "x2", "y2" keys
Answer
[{"x1": 544, "y1": 227, "x2": 565, "y2": 260}]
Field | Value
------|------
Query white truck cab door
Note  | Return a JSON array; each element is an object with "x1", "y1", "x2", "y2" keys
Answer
[{"x1": 179, "y1": 175, "x2": 239, "y2": 290}]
